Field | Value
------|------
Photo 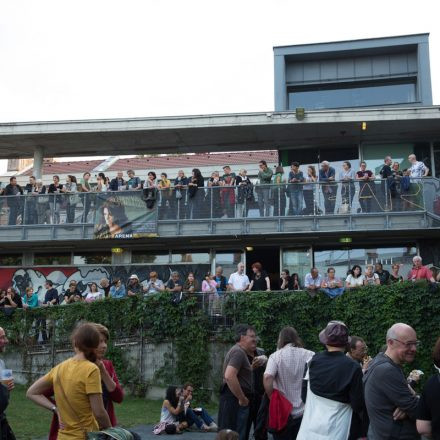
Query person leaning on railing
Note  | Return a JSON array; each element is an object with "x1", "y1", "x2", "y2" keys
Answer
[
  {"x1": 183, "y1": 272, "x2": 199, "y2": 294},
  {"x1": 3, "y1": 177, "x2": 24, "y2": 226},
  {"x1": 157, "y1": 172, "x2": 172, "y2": 220},
  {"x1": 173, "y1": 170, "x2": 189, "y2": 219},
  {"x1": 235, "y1": 169, "x2": 253, "y2": 218},
  {"x1": 345, "y1": 266, "x2": 364, "y2": 289},
  {"x1": 303, "y1": 166, "x2": 317, "y2": 215},
  {"x1": 143, "y1": 271, "x2": 165, "y2": 295},
  {"x1": 220, "y1": 166, "x2": 236, "y2": 219},
  {"x1": 208, "y1": 171, "x2": 223, "y2": 219},
  {"x1": 257, "y1": 160, "x2": 273, "y2": 217},
  {"x1": 22, "y1": 287, "x2": 39, "y2": 309},
  {"x1": 272, "y1": 166, "x2": 287, "y2": 217},
  {"x1": 288, "y1": 162, "x2": 305, "y2": 216},
  {"x1": 48, "y1": 175, "x2": 64, "y2": 225},
  {"x1": 109, "y1": 278, "x2": 126, "y2": 299}
]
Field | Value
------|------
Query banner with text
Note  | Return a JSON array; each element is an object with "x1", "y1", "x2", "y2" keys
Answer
[{"x1": 94, "y1": 191, "x2": 157, "y2": 239}]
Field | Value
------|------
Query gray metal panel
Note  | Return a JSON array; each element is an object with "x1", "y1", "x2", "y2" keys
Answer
[
  {"x1": 320, "y1": 60, "x2": 338, "y2": 80},
  {"x1": 372, "y1": 55, "x2": 390, "y2": 76},
  {"x1": 408, "y1": 52, "x2": 418, "y2": 72},
  {"x1": 337, "y1": 59, "x2": 355, "y2": 79},
  {"x1": 288, "y1": 64, "x2": 304, "y2": 82},
  {"x1": 354, "y1": 57, "x2": 373, "y2": 78},
  {"x1": 303, "y1": 61, "x2": 320, "y2": 81},
  {"x1": 389, "y1": 53, "x2": 412, "y2": 75}
]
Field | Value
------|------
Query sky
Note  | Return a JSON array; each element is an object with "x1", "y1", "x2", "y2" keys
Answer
[{"x1": 0, "y1": 0, "x2": 438, "y2": 172}]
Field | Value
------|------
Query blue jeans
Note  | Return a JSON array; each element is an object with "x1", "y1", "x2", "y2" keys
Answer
[
  {"x1": 185, "y1": 407, "x2": 214, "y2": 429},
  {"x1": 322, "y1": 287, "x2": 345, "y2": 298},
  {"x1": 289, "y1": 191, "x2": 303, "y2": 215},
  {"x1": 236, "y1": 405, "x2": 250, "y2": 440}
]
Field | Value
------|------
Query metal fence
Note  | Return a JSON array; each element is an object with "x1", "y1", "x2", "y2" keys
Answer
[{"x1": 0, "y1": 178, "x2": 435, "y2": 227}]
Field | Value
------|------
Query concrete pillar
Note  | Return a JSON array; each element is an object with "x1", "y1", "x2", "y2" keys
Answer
[{"x1": 33, "y1": 146, "x2": 44, "y2": 179}]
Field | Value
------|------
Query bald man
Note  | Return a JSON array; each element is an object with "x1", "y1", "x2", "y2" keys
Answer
[{"x1": 364, "y1": 323, "x2": 420, "y2": 439}]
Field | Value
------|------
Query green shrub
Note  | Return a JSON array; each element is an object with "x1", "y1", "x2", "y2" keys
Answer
[{"x1": 1, "y1": 282, "x2": 438, "y2": 397}]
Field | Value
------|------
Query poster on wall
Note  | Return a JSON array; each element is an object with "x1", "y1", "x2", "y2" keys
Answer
[{"x1": 94, "y1": 192, "x2": 157, "y2": 239}]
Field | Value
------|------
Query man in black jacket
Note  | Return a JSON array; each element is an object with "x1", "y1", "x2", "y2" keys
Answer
[
  {"x1": 364, "y1": 323, "x2": 420, "y2": 440},
  {"x1": 298, "y1": 321, "x2": 365, "y2": 439},
  {"x1": 3, "y1": 177, "x2": 23, "y2": 225},
  {"x1": 109, "y1": 172, "x2": 125, "y2": 191}
]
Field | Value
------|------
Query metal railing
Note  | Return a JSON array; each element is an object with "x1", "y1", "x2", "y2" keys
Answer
[{"x1": 0, "y1": 177, "x2": 434, "y2": 227}]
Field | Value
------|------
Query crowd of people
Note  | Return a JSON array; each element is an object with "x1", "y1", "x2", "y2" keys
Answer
[
  {"x1": 0, "y1": 153, "x2": 430, "y2": 225},
  {"x1": 1, "y1": 257, "x2": 437, "y2": 318},
  {"x1": 218, "y1": 322, "x2": 439, "y2": 440},
  {"x1": 0, "y1": 313, "x2": 439, "y2": 439}
]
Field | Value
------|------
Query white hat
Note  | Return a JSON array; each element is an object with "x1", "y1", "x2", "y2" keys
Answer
[{"x1": 129, "y1": 274, "x2": 139, "y2": 280}]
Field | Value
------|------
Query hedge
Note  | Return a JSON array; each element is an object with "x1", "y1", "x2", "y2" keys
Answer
[{"x1": 1, "y1": 281, "x2": 439, "y2": 396}]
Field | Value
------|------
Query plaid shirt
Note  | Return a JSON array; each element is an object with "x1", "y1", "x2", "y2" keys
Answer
[{"x1": 265, "y1": 344, "x2": 314, "y2": 417}]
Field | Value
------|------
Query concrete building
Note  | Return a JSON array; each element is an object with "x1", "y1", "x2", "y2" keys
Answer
[{"x1": 0, "y1": 34, "x2": 439, "y2": 296}]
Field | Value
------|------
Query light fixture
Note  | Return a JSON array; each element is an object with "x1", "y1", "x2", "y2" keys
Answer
[
  {"x1": 362, "y1": 122, "x2": 367, "y2": 131},
  {"x1": 111, "y1": 247, "x2": 124, "y2": 254},
  {"x1": 245, "y1": 246, "x2": 254, "y2": 251},
  {"x1": 295, "y1": 107, "x2": 305, "y2": 120},
  {"x1": 339, "y1": 237, "x2": 352, "y2": 244}
]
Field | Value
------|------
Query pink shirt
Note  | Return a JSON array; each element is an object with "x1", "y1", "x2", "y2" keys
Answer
[
  {"x1": 202, "y1": 279, "x2": 217, "y2": 292},
  {"x1": 408, "y1": 265, "x2": 433, "y2": 281}
]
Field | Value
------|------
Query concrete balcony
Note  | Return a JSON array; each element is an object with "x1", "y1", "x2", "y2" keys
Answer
[{"x1": 0, "y1": 179, "x2": 438, "y2": 243}]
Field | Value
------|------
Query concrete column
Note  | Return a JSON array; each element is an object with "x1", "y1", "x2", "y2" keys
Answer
[{"x1": 33, "y1": 146, "x2": 44, "y2": 179}]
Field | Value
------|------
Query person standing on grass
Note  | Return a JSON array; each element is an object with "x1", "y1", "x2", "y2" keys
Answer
[
  {"x1": 27, "y1": 322, "x2": 111, "y2": 439},
  {"x1": 45, "y1": 323, "x2": 124, "y2": 439},
  {"x1": 0, "y1": 327, "x2": 16, "y2": 440},
  {"x1": 218, "y1": 324, "x2": 257, "y2": 440}
]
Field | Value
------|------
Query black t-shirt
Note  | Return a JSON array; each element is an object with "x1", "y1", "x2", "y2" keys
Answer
[
  {"x1": 251, "y1": 271, "x2": 268, "y2": 291},
  {"x1": 102, "y1": 285, "x2": 111, "y2": 298},
  {"x1": 4, "y1": 293, "x2": 22, "y2": 308},
  {"x1": 418, "y1": 374, "x2": 440, "y2": 440},
  {"x1": 44, "y1": 288, "x2": 59, "y2": 304},
  {"x1": 64, "y1": 288, "x2": 79, "y2": 299},
  {"x1": 380, "y1": 165, "x2": 392, "y2": 179},
  {"x1": 375, "y1": 270, "x2": 390, "y2": 285},
  {"x1": 166, "y1": 279, "x2": 183, "y2": 290}
]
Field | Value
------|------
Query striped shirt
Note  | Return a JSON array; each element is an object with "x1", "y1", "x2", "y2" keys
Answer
[{"x1": 265, "y1": 344, "x2": 315, "y2": 417}]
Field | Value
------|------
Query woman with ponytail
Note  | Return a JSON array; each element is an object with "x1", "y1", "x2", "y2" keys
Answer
[{"x1": 26, "y1": 322, "x2": 111, "y2": 439}]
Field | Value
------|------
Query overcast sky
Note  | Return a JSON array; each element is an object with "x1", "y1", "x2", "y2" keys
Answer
[
  {"x1": 0, "y1": 0, "x2": 438, "y2": 173},
  {"x1": 0, "y1": 0, "x2": 438, "y2": 124}
]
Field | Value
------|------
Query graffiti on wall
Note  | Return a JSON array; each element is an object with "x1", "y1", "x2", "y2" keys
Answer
[{"x1": 0, "y1": 265, "x2": 211, "y2": 302}]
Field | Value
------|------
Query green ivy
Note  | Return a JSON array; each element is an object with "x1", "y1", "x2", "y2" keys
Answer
[{"x1": 1, "y1": 283, "x2": 439, "y2": 399}]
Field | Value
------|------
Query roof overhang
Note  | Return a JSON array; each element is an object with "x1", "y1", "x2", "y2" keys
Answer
[{"x1": 0, "y1": 106, "x2": 440, "y2": 159}]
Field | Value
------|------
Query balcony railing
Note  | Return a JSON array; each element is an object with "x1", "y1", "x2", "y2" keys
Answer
[{"x1": 0, "y1": 178, "x2": 438, "y2": 241}]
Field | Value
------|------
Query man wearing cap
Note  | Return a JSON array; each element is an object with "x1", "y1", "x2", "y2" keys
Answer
[
  {"x1": 127, "y1": 274, "x2": 143, "y2": 297},
  {"x1": 297, "y1": 321, "x2": 364, "y2": 440},
  {"x1": 363, "y1": 323, "x2": 420, "y2": 440}
]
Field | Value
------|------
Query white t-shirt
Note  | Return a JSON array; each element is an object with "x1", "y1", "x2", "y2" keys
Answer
[
  {"x1": 228, "y1": 272, "x2": 250, "y2": 291},
  {"x1": 364, "y1": 273, "x2": 379, "y2": 285},
  {"x1": 345, "y1": 274, "x2": 365, "y2": 287}
]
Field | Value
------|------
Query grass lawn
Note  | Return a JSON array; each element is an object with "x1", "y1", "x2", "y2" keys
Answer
[{"x1": 7, "y1": 385, "x2": 218, "y2": 440}]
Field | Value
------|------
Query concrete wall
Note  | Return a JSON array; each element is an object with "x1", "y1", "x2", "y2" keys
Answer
[{"x1": 2, "y1": 339, "x2": 231, "y2": 400}]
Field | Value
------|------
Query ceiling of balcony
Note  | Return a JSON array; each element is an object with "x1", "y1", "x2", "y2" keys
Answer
[{"x1": 0, "y1": 106, "x2": 439, "y2": 159}]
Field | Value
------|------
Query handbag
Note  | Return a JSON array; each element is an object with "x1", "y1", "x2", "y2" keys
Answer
[{"x1": 175, "y1": 189, "x2": 183, "y2": 200}]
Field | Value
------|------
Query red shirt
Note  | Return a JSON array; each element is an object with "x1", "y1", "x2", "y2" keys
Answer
[
  {"x1": 47, "y1": 359, "x2": 124, "y2": 439},
  {"x1": 408, "y1": 265, "x2": 433, "y2": 281}
]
